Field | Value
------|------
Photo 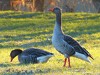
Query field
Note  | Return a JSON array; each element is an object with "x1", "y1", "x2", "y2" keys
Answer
[{"x1": 0, "y1": 11, "x2": 100, "y2": 75}]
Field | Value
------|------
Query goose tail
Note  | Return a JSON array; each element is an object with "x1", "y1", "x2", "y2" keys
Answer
[{"x1": 89, "y1": 54, "x2": 94, "y2": 60}]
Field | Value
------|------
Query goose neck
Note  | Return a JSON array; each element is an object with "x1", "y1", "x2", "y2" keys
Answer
[
  {"x1": 53, "y1": 13, "x2": 63, "y2": 34},
  {"x1": 56, "y1": 13, "x2": 61, "y2": 26}
]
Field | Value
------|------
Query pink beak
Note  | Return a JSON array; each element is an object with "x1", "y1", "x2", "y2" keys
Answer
[{"x1": 10, "y1": 57, "x2": 13, "y2": 62}]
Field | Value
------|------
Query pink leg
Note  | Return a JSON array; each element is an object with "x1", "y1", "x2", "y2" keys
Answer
[
  {"x1": 68, "y1": 57, "x2": 71, "y2": 68},
  {"x1": 63, "y1": 58, "x2": 67, "y2": 67}
]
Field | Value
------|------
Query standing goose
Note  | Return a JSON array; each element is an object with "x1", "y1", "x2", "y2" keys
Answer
[
  {"x1": 49, "y1": 7, "x2": 94, "y2": 68},
  {"x1": 10, "y1": 48, "x2": 53, "y2": 64}
]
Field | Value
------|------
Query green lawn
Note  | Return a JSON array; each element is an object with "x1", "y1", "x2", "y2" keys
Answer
[{"x1": 0, "y1": 11, "x2": 100, "y2": 75}]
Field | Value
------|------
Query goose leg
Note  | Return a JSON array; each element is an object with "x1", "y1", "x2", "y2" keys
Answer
[
  {"x1": 63, "y1": 58, "x2": 67, "y2": 67},
  {"x1": 68, "y1": 57, "x2": 71, "y2": 68}
]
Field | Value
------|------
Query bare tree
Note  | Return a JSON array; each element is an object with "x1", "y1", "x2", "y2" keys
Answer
[
  {"x1": 33, "y1": 0, "x2": 44, "y2": 12},
  {"x1": 92, "y1": 0, "x2": 100, "y2": 13}
]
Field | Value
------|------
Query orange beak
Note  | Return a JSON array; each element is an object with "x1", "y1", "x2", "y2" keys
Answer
[
  {"x1": 10, "y1": 57, "x2": 13, "y2": 62},
  {"x1": 48, "y1": 8, "x2": 54, "y2": 12}
]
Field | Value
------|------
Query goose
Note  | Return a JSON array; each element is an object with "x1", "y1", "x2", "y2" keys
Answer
[
  {"x1": 10, "y1": 48, "x2": 54, "y2": 64},
  {"x1": 49, "y1": 7, "x2": 94, "y2": 68}
]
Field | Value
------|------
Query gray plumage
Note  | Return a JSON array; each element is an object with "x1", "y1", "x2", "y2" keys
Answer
[
  {"x1": 51, "y1": 7, "x2": 93, "y2": 63},
  {"x1": 10, "y1": 48, "x2": 54, "y2": 64},
  {"x1": 63, "y1": 35, "x2": 90, "y2": 57}
]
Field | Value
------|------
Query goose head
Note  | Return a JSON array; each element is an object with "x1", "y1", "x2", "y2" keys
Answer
[
  {"x1": 49, "y1": 7, "x2": 61, "y2": 14},
  {"x1": 10, "y1": 49, "x2": 22, "y2": 62}
]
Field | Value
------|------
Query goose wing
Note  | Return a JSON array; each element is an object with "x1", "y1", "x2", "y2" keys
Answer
[
  {"x1": 22, "y1": 48, "x2": 53, "y2": 57},
  {"x1": 63, "y1": 35, "x2": 90, "y2": 56}
]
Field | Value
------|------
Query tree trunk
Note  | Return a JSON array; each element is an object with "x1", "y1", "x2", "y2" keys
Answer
[
  {"x1": 0, "y1": 0, "x2": 10, "y2": 10},
  {"x1": 92, "y1": 0, "x2": 100, "y2": 13},
  {"x1": 33, "y1": 0, "x2": 44, "y2": 12}
]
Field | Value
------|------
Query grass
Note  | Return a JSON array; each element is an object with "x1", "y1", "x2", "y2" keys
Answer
[{"x1": 0, "y1": 11, "x2": 100, "y2": 75}]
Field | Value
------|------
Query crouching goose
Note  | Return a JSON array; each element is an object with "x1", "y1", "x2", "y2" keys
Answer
[
  {"x1": 49, "y1": 7, "x2": 94, "y2": 68},
  {"x1": 10, "y1": 48, "x2": 54, "y2": 64}
]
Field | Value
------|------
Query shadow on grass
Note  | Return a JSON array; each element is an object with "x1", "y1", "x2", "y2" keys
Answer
[
  {"x1": 85, "y1": 15, "x2": 100, "y2": 20},
  {"x1": 0, "y1": 61, "x2": 66, "y2": 74},
  {"x1": 0, "y1": 12, "x2": 43, "y2": 19},
  {"x1": 21, "y1": 40, "x2": 52, "y2": 48},
  {"x1": 0, "y1": 63, "x2": 34, "y2": 75},
  {"x1": 0, "y1": 23, "x2": 99, "y2": 48},
  {"x1": 0, "y1": 12, "x2": 100, "y2": 49},
  {"x1": 0, "y1": 40, "x2": 51, "y2": 49},
  {"x1": 0, "y1": 62, "x2": 36, "y2": 68},
  {"x1": 0, "y1": 22, "x2": 36, "y2": 31},
  {"x1": 66, "y1": 24, "x2": 100, "y2": 38},
  {"x1": 0, "y1": 62, "x2": 21, "y2": 68},
  {"x1": 0, "y1": 63, "x2": 12, "y2": 68},
  {"x1": 65, "y1": 14, "x2": 100, "y2": 22},
  {"x1": 0, "y1": 30, "x2": 52, "y2": 48},
  {"x1": 34, "y1": 67, "x2": 86, "y2": 75}
]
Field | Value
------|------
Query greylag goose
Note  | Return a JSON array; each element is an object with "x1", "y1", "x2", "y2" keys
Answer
[
  {"x1": 10, "y1": 48, "x2": 53, "y2": 64},
  {"x1": 49, "y1": 7, "x2": 94, "y2": 68}
]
